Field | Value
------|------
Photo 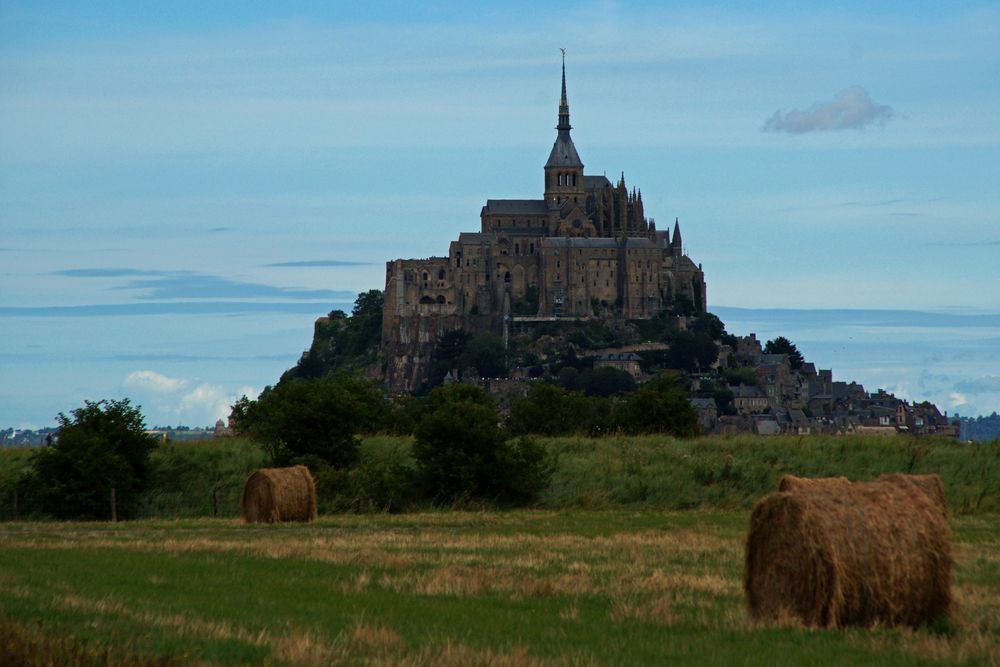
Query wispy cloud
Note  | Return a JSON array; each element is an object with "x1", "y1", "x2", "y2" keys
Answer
[
  {"x1": 762, "y1": 86, "x2": 894, "y2": 134},
  {"x1": 115, "y1": 273, "x2": 348, "y2": 301},
  {"x1": 263, "y1": 259, "x2": 372, "y2": 268},
  {"x1": 54, "y1": 268, "x2": 168, "y2": 278},
  {"x1": 124, "y1": 370, "x2": 186, "y2": 393},
  {"x1": 954, "y1": 376, "x2": 1000, "y2": 393},
  {"x1": 52, "y1": 267, "x2": 355, "y2": 301},
  {"x1": 0, "y1": 301, "x2": 343, "y2": 317}
]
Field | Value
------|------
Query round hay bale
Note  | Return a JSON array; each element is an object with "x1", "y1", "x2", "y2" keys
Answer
[
  {"x1": 777, "y1": 474, "x2": 850, "y2": 493},
  {"x1": 241, "y1": 465, "x2": 318, "y2": 523},
  {"x1": 878, "y1": 473, "x2": 948, "y2": 514},
  {"x1": 745, "y1": 476, "x2": 953, "y2": 628}
]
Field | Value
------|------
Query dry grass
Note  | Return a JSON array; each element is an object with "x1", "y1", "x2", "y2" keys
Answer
[{"x1": 1, "y1": 510, "x2": 997, "y2": 665}]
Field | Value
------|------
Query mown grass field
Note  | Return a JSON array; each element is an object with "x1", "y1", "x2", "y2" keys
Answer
[{"x1": 2, "y1": 510, "x2": 998, "y2": 666}]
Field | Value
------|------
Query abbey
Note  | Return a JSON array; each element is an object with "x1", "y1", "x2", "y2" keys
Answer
[{"x1": 381, "y1": 59, "x2": 707, "y2": 391}]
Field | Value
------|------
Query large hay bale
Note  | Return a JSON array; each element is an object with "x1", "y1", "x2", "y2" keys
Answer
[
  {"x1": 779, "y1": 473, "x2": 948, "y2": 513},
  {"x1": 777, "y1": 474, "x2": 850, "y2": 493},
  {"x1": 241, "y1": 465, "x2": 318, "y2": 523},
  {"x1": 745, "y1": 475, "x2": 952, "y2": 628},
  {"x1": 878, "y1": 473, "x2": 948, "y2": 513}
]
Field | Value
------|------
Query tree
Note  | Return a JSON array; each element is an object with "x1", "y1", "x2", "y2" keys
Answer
[
  {"x1": 508, "y1": 383, "x2": 608, "y2": 436},
  {"x1": 282, "y1": 290, "x2": 385, "y2": 381},
  {"x1": 30, "y1": 399, "x2": 157, "y2": 520},
  {"x1": 764, "y1": 336, "x2": 805, "y2": 370},
  {"x1": 229, "y1": 374, "x2": 384, "y2": 467},
  {"x1": 579, "y1": 367, "x2": 636, "y2": 397},
  {"x1": 667, "y1": 330, "x2": 718, "y2": 372},
  {"x1": 458, "y1": 333, "x2": 507, "y2": 378},
  {"x1": 412, "y1": 384, "x2": 507, "y2": 501},
  {"x1": 615, "y1": 374, "x2": 699, "y2": 437}
]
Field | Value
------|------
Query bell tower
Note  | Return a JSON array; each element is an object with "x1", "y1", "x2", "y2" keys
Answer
[{"x1": 544, "y1": 50, "x2": 584, "y2": 207}]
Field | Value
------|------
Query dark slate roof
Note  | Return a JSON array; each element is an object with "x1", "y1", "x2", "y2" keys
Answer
[
  {"x1": 756, "y1": 420, "x2": 781, "y2": 435},
  {"x1": 483, "y1": 199, "x2": 550, "y2": 215},
  {"x1": 457, "y1": 232, "x2": 494, "y2": 244},
  {"x1": 545, "y1": 133, "x2": 583, "y2": 168},
  {"x1": 584, "y1": 175, "x2": 612, "y2": 189}
]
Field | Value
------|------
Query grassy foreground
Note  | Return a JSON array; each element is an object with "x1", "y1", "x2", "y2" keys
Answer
[{"x1": 1, "y1": 510, "x2": 998, "y2": 666}]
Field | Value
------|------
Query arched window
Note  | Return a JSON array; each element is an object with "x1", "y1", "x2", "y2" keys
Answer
[
  {"x1": 514, "y1": 243, "x2": 520, "y2": 255},
  {"x1": 436, "y1": 295, "x2": 446, "y2": 304},
  {"x1": 422, "y1": 272, "x2": 429, "y2": 282},
  {"x1": 529, "y1": 242, "x2": 534, "y2": 254},
  {"x1": 438, "y1": 269, "x2": 445, "y2": 280},
  {"x1": 504, "y1": 271, "x2": 511, "y2": 283}
]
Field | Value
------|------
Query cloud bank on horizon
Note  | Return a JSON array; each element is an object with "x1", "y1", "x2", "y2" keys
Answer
[{"x1": 762, "y1": 86, "x2": 894, "y2": 134}]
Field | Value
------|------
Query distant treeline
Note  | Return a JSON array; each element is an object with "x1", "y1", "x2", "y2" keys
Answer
[{"x1": 958, "y1": 413, "x2": 1000, "y2": 442}]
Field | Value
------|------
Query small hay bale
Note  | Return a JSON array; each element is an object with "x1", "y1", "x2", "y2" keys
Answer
[
  {"x1": 745, "y1": 475, "x2": 952, "y2": 628},
  {"x1": 241, "y1": 465, "x2": 318, "y2": 523}
]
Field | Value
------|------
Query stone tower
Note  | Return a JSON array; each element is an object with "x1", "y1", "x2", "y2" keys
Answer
[{"x1": 544, "y1": 52, "x2": 584, "y2": 209}]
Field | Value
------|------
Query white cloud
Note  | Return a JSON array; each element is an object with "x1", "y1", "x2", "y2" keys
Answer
[
  {"x1": 124, "y1": 370, "x2": 188, "y2": 393},
  {"x1": 122, "y1": 370, "x2": 257, "y2": 426},
  {"x1": 949, "y1": 391, "x2": 968, "y2": 408},
  {"x1": 762, "y1": 86, "x2": 894, "y2": 134}
]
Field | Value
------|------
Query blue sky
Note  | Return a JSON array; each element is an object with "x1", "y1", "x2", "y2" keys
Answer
[{"x1": 2, "y1": 1, "x2": 998, "y2": 427}]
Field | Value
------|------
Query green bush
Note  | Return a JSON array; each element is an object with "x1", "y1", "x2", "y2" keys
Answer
[
  {"x1": 412, "y1": 384, "x2": 508, "y2": 502},
  {"x1": 314, "y1": 436, "x2": 420, "y2": 513},
  {"x1": 614, "y1": 374, "x2": 699, "y2": 437},
  {"x1": 229, "y1": 374, "x2": 385, "y2": 467},
  {"x1": 508, "y1": 383, "x2": 609, "y2": 436},
  {"x1": 28, "y1": 399, "x2": 157, "y2": 520}
]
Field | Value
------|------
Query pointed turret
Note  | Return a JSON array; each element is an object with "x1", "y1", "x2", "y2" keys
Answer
[
  {"x1": 671, "y1": 218, "x2": 683, "y2": 254},
  {"x1": 545, "y1": 51, "x2": 584, "y2": 206}
]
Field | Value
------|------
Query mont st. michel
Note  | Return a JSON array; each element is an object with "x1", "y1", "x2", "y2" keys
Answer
[
  {"x1": 380, "y1": 57, "x2": 706, "y2": 393},
  {"x1": 290, "y1": 59, "x2": 958, "y2": 438}
]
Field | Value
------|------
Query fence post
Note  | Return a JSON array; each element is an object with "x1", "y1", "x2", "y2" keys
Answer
[{"x1": 110, "y1": 487, "x2": 118, "y2": 522}]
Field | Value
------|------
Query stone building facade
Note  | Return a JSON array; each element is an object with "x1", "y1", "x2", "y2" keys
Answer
[{"x1": 382, "y1": 60, "x2": 707, "y2": 391}]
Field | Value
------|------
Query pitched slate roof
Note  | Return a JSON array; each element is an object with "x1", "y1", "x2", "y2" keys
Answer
[{"x1": 584, "y1": 175, "x2": 612, "y2": 189}]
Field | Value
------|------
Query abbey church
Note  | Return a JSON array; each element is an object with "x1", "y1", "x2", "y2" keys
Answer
[{"x1": 381, "y1": 59, "x2": 707, "y2": 391}]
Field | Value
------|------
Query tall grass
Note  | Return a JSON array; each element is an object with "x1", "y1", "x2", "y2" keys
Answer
[
  {"x1": 2, "y1": 434, "x2": 998, "y2": 518},
  {"x1": 541, "y1": 434, "x2": 1000, "y2": 513},
  {"x1": 137, "y1": 438, "x2": 267, "y2": 518}
]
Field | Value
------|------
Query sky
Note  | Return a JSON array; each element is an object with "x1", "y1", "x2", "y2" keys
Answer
[{"x1": 2, "y1": 1, "x2": 999, "y2": 428}]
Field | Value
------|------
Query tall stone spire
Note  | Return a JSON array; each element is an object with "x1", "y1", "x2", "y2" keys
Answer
[
  {"x1": 557, "y1": 48, "x2": 571, "y2": 132},
  {"x1": 545, "y1": 50, "x2": 583, "y2": 171}
]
